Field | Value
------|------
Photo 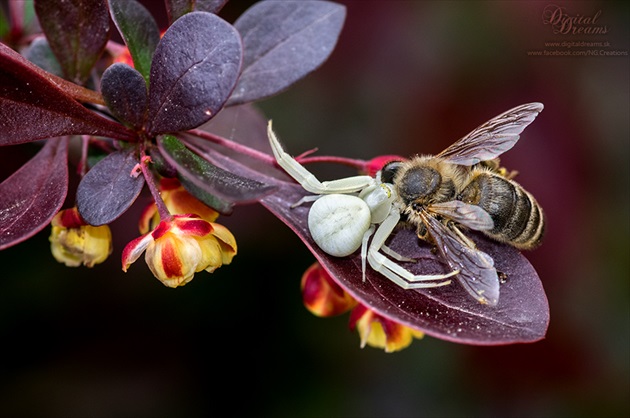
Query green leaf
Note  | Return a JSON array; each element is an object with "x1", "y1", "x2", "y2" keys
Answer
[
  {"x1": 108, "y1": 0, "x2": 161, "y2": 82},
  {"x1": 157, "y1": 135, "x2": 275, "y2": 214}
]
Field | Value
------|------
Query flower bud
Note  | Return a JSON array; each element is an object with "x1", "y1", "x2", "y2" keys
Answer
[
  {"x1": 349, "y1": 304, "x2": 424, "y2": 353},
  {"x1": 49, "y1": 207, "x2": 112, "y2": 267},
  {"x1": 301, "y1": 262, "x2": 357, "y2": 316}
]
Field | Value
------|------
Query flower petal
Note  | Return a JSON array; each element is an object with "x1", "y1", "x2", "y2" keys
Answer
[
  {"x1": 208, "y1": 223, "x2": 237, "y2": 264},
  {"x1": 350, "y1": 304, "x2": 424, "y2": 353},
  {"x1": 122, "y1": 232, "x2": 154, "y2": 272},
  {"x1": 301, "y1": 262, "x2": 356, "y2": 317},
  {"x1": 145, "y1": 232, "x2": 202, "y2": 287}
]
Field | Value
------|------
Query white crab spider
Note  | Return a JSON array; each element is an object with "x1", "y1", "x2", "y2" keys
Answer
[{"x1": 267, "y1": 121, "x2": 457, "y2": 289}]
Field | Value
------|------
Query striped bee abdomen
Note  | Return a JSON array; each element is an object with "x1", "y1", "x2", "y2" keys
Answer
[{"x1": 458, "y1": 171, "x2": 545, "y2": 249}]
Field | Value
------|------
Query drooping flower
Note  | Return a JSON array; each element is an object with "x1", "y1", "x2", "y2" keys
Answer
[
  {"x1": 349, "y1": 304, "x2": 425, "y2": 353},
  {"x1": 301, "y1": 262, "x2": 357, "y2": 316},
  {"x1": 122, "y1": 214, "x2": 236, "y2": 287},
  {"x1": 49, "y1": 207, "x2": 112, "y2": 267},
  {"x1": 300, "y1": 262, "x2": 424, "y2": 352}
]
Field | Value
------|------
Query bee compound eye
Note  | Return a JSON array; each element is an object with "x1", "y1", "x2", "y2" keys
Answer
[
  {"x1": 307, "y1": 194, "x2": 371, "y2": 257},
  {"x1": 381, "y1": 161, "x2": 403, "y2": 184}
]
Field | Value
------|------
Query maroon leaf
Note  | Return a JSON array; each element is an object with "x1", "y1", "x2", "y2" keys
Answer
[
  {"x1": 0, "y1": 137, "x2": 69, "y2": 250},
  {"x1": 35, "y1": 0, "x2": 110, "y2": 84},
  {"x1": 147, "y1": 12, "x2": 242, "y2": 135},
  {"x1": 101, "y1": 63, "x2": 148, "y2": 130},
  {"x1": 260, "y1": 184, "x2": 550, "y2": 345},
  {"x1": 228, "y1": 1, "x2": 346, "y2": 106},
  {"x1": 0, "y1": 43, "x2": 136, "y2": 145},
  {"x1": 76, "y1": 148, "x2": 145, "y2": 226}
]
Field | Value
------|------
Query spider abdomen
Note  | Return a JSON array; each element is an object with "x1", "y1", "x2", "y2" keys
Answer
[{"x1": 308, "y1": 194, "x2": 371, "y2": 257}]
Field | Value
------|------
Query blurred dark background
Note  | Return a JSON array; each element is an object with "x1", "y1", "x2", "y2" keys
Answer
[{"x1": 1, "y1": 1, "x2": 628, "y2": 416}]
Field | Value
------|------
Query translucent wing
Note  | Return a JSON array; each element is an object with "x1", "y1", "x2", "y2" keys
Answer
[
  {"x1": 437, "y1": 102, "x2": 544, "y2": 166},
  {"x1": 420, "y1": 211, "x2": 500, "y2": 306},
  {"x1": 429, "y1": 200, "x2": 494, "y2": 231}
]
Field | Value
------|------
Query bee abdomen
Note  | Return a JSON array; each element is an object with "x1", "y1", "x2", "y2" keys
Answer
[{"x1": 458, "y1": 172, "x2": 544, "y2": 249}]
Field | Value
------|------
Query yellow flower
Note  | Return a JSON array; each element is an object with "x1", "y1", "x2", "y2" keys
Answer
[
  {"x1": 349, "y1": 304, "x2": 424, "y2": 353},
  {"x1": 49, "y1": 207, "x2": 112, "y2": 267},
  {"x1": 139, "y1": 178, "x2": 219, "y2": 234},
  {"x1": 301, "y1": 262, "x2": 357, "y2": 316},
  {"x1": 122, "y1": 214, "x2": 236, "y2": 287}
]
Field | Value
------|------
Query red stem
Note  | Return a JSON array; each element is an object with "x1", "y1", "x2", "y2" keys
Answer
[
  {"x1": 186, "y1": 129, "x2": 368, "y2": 171},
  {"x1": 139, "y1": 146, "x2": 172, "y2": 222}
]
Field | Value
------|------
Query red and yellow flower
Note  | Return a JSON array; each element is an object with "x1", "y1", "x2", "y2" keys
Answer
[
  {"x1": 301, "y1": 261, "x2": 357, "y2": 316},
  {"x1": 122, "y1": 214, "x2": 236, "y2": 288},
  {"x1": 49, "y1": 207, "x2": 112, "y2": 267},
  {"x1": 123, "y1": 178, "x2": 236, "y2": 286},
  {"x1": 301, "y1": 262, "x2": 424, "y2": 352},
  {"x1": 349, "y1": 304, "x2": 425, "y2": 353}
]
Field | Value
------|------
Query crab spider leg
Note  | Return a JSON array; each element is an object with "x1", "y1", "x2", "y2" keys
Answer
[
  {"x1": 367, "y1": 210, "x2": 458, "y2": 288},
  {"x1": 381, "y1": 245, "x2": 415, "y2": 262},
  {"x1": 268, "y1": 121, "x2": 374, "y2": 194},
  {"x1": 361, "y1": 225, "x2": 376, "y2": 282}
]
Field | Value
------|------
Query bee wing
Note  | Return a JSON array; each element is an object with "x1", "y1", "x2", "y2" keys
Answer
[
  {"x1": 437, "y1": 102, "x2": 544, "y2": 166},
  {"x1": 420, "y1": 211, "x2": 500, "y2": 306},
  {"x1": 429, "y1": 200, "x2": 494, "y2": 231}
]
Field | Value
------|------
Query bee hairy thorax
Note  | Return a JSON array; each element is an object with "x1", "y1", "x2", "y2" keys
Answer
[
  {"x1": 457, "y1": 167, "x2": 545, "y2": 249},
  {"x1": 392, "y1": 157, "x2": 466, "y2": 238},
  {"x1": 395, "y1": 157, "x2": 465, "y2": 207}
]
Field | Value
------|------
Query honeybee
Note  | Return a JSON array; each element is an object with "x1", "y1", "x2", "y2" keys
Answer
[
  {"x1": 379, "y1": 102, "x2": 545, "y2": 304},
  {"x1": 267, "y1": 102, "x2": 544, "y2": 306}
]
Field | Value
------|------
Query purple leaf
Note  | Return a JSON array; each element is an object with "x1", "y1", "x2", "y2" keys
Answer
[
  {"x1": 147, "y1": 12, "x2": 242, "y2": 135},
  {"x1": 0, "y1": 137, "x2": 69, "y2": 250},
  {"x1": 76, "y1": 148, "x2": 145, "y2": 226},
  {"x1": 157, "y1": 134, "x2": 276, "y2": 214},
  {"x1": 108, "y1": 0, "x2": 160, "y2": 82},
  {"x1": 0, "y1": 43, "x2": 136, "y2": 145},
  {"x1": 34, "y1": 0, "x2": 110, "y2": 84},
  {"x1": 101, "y1": 63, "x2": 148, "y2": 130},
  {"x1": 260, "y1": 184, "x2": 550, "y2": 345},
  {"x1": 228, "y1": 1, "x2": 346, "y2": 106},
  {"x1": 165, "y1": 0, "x2": 228, "y2": 24}
]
